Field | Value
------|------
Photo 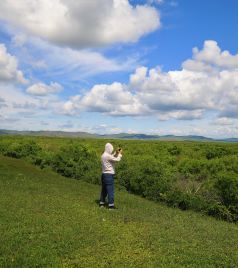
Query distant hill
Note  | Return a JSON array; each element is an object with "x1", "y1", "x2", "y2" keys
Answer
[
  {"x1": 101, "y1": 133, "x2": 160, "y2": 140},
  {"x1": 0, "y1": 129, "x2": 237, "y2": 142},
  {"x1": 0, "y1": 129, "x2": 97, "y2": 138},
  {"x1": 158, "y1": 135, "x2": 214, "y2": 141}
]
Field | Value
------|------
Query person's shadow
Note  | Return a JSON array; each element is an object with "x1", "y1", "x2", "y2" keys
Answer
[{"x1": 94, "y1": 199, "x2": 99, "y2": 205}]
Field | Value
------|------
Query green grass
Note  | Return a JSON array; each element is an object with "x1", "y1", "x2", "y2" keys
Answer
[{"x1": 0, "y1": 155, "x2": 237, "y2": 267}]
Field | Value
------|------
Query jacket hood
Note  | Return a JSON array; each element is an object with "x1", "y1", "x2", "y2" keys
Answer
[{"x1": 104, "y1": 143, "x2": 113, "y2": 154}]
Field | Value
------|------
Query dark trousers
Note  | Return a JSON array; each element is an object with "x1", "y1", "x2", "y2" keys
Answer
[{"x1": 100, "y1": 173, "x2": 114, "y2": 206}]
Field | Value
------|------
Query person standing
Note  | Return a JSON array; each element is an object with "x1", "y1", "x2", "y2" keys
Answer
[{"x1": 99, "y1": 143, "x2": 122, "y2": 210}]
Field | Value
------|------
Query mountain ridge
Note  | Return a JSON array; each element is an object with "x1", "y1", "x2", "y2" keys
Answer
[{"x1": 1, "y1": 129, "x2": 238, "y2": 142}]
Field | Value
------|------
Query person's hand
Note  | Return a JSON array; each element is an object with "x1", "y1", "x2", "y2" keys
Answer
[
  {"x1": 117, "y1": 148, "x2": 123, "y2": 155},
  {"x1": 114, "y1": 148, "x2": 122, "y2": 156}
]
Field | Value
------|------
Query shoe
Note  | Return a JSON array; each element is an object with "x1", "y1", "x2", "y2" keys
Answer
[
  {"x1": 99, "y1": 203, "x2": 105, "y2": 208},
  {"x1": 108, "y1": 206, "x2": 118, "y2": 210}
]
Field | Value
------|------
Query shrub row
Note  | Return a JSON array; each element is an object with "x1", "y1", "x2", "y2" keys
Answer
[{"x1": 0, "y1": 137, "x2": 237, "y2": 222}]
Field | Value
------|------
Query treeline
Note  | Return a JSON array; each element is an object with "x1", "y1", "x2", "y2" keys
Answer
[{"x1": 0, "y1": 136, "x2": 237, "y2": 222}]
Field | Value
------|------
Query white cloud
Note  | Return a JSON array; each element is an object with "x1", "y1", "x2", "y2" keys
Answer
[
  {"x1": 62, "y1": 40, "x2": 238, "y2": 120},
  {"x1": 39, "y1": 41, "x2": 136, "y2": 75},
  {"x1": 62, "y1": 95, "x2": 81, "y2": 115},
  {"x1": 11, "y1": 33, "x2": 27, "y2": 47},
  {"x1": 26, "y1": 82, "x2": 63, "y2": 96},
  {"x1": 147, "y1": 0, "x2": 164, "y2": 5},
  {"x1": 63, "y1": 82, "x2": 148, "y2": 116},
  {"x1": 0, "y1": 0, "x2": 160, "y2": 48},
  {"x1": 90, "y1": 124, "x2": 122, "y2": 134},
  {"x1": 150, "y1": 122, "x2": 238, "y2": 139},
  {"x1": 0, "y1": 43, "x2": 27, "y2": 84},
  {"x1": 0, "y1": 97, "x2": 7, "y2": 108},
  {"x1": 157, "y1": 110, "x2": 204, "y2": 121},
  {"x1": 0, "y1": 83, "x2": 65, "y2": 123},
  {"x1": 213, "y1": 117, "x2": 234, "y2": 126},
  {"x1": 0, "y1": 84, "x2": 42, "y2": 125},
  {"x1": 183, "y1": 40, "x2": 238, "y2": 70},
  {"x1": 9, "y1": 35, "x2": 137, "y2": 79},
  {"x1": 1, "y1": 39, "x2": 237, "y2": 138}
]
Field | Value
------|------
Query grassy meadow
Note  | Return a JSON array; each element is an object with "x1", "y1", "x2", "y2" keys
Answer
[{"x1": 0, "y1": 155, "x2": 238, "y2": 267}]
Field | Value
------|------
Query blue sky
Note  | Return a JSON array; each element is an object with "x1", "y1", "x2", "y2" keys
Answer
[{"x1": 0, "y1": 0, "x2": 238, "y2": 138}]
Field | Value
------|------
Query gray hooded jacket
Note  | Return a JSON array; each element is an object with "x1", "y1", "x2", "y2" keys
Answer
[{"x1": 101, "y1": 143, "x2": 122, "y2": 174}]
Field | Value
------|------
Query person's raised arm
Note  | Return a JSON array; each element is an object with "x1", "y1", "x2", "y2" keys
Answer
[{"x1": 109, "y1": 148, "x2": 123, "y2": 162}]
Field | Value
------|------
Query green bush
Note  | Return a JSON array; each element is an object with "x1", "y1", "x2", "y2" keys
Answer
[
  {"x1": 0, "y1": 139, "x2": 12, "y2": 154},
  {"x1": 214, "y1": 172, "x2": 238, "y2": 207},
  {"x1": 31, "y1": 150, "x2": 55, "y2": 169},
  {"x1": 207, "y1": 203, "x2": 233, "y2": 222},
  {"x1": 51, "y1": 143, "x2": 100, "y2": 184},
  {"x1": 221, "y1": 155, "x2": 238, "y2": 173},
  {"x1": 205, "y1": 146, "x2": 230, "y2": 160},
  {"x1": 167, "y1": 145, "x2": 182, "y2": 156},
  {"x1": 4, "y1": 140, "x2": 41, "y2": 159},
  {"x1": 161, "y1": 190, "x2": 208, "y2": 211},
  {"x1": 228, "y1": 205, "x2": 238, "y2": 222},
  {"x1": 178, "y1": 158, "x2": 209, "y2": 181}
]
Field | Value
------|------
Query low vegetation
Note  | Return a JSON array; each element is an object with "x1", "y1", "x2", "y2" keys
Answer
[
  {"x1": 0, "y1": 135, "x2": 237, "y2": 222},
  {"x1": 0, "y1": 155, "x2": 237, "y2": 267}
]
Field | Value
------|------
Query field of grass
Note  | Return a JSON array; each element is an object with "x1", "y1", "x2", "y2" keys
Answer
[
  {"x1": 0, "y1": 155, "x2": 238, "y2": 267},
  {"x1": 1, "y1": 135, "x2": 237, "y2": 222}
]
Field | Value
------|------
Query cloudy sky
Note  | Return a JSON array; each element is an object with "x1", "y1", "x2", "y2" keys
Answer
[{"x1": 0, "y1": 0, "x2": 238, "y2": 138}]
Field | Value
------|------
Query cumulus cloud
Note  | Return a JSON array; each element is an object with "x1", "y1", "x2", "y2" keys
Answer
[
  {"x1": 183, "y1": 40, "x2": 238, "y2": 70},
  {"x1": 62, "y1": 95, "x2": 81, "y2": 116},
  {"x1": 0, "y1": 0, "x2": 160, "y2": 48},
  {"x1": 26, "y1": 82, "x2": 63, "y2": 96},
  {"x1": 80, "y1": 83, "x2": 138, "y2": 115},
  {"x1": 0, "y1": 43, "x2": 27, "y2": 84},
  {"x1": 61, "y1": 40, "x2": 238, "y2": 120},
  {"x1": 63, "y1": 82, "x2": 148, "y2": 116}
]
